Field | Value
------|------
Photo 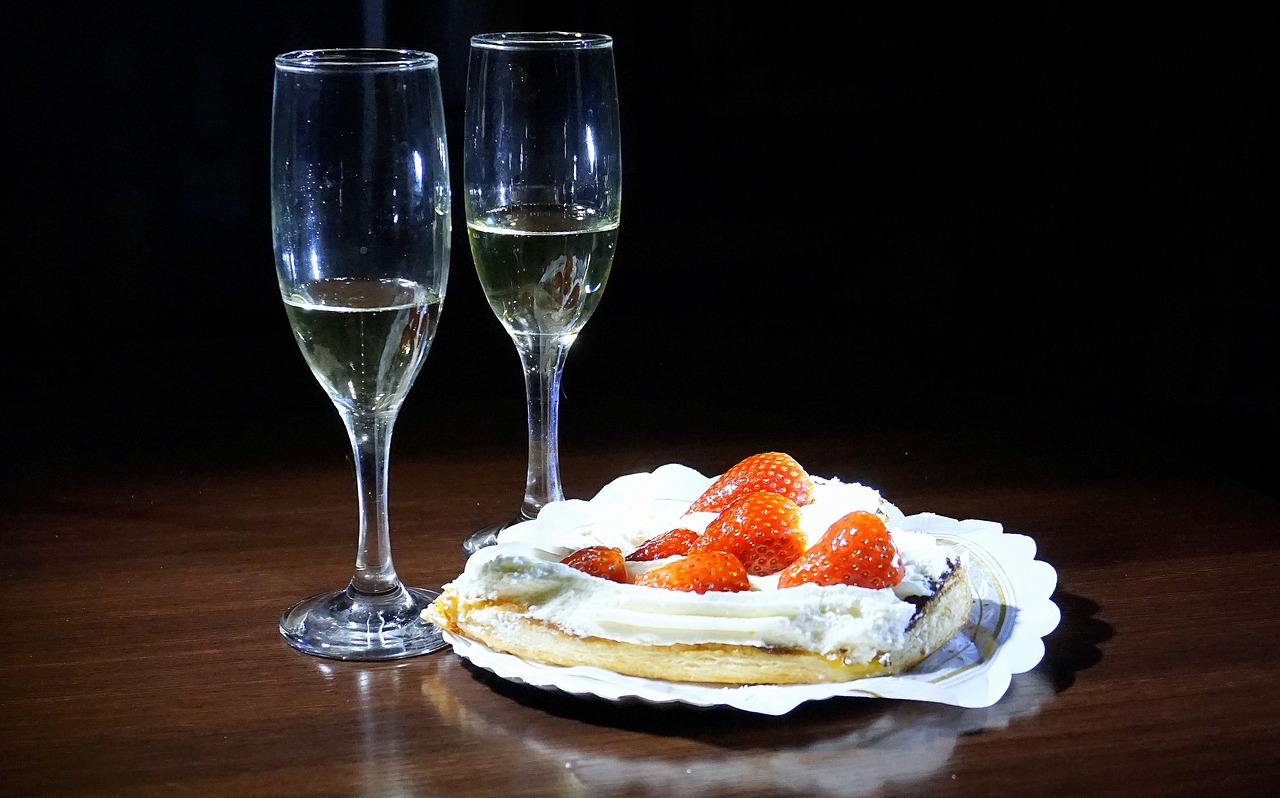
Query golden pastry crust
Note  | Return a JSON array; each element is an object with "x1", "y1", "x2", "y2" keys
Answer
[{"x1": 427, "y1": 563, "x2": 973, "y2": 685}]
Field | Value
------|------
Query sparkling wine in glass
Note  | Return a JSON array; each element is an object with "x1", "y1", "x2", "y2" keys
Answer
[
  {"x1": 461, "y1": 32, "x2": 622, "y2": 554},
  {"x1": 271, "y1": 48, "x2": 451, "y2": 659}
]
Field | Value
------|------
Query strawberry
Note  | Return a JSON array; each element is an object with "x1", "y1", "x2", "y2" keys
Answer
[
  {"x1": 560, "y1": 546, "x2": 629, "y2": 584},
  {"x1": 689, "y1": 492, "x2": 806, "y2": 576},
  {"x1": 688, "y1": 452, "x2": 816, "y2": 513},
  {"x1": 626, "y1": 527, "x2": 699, "y2": 561},
  {"x1": 633, "y1": 551, "x2": 751, "y2": 594},
  {"x1": 777, "y1": 511, "x2": 904, "y2": 590}
]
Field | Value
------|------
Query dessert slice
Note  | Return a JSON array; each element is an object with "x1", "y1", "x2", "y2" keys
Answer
[{"x1": 427, "y1": 453, "x2": 974, "y2": 685}]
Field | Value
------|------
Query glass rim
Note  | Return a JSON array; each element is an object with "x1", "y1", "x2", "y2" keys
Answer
[
  {"x1": 274, "y1": 48, "x2": 439, "y2": 73},
  {"x1": 470, "y1": 31, "x2": 612, "y2": 51}
]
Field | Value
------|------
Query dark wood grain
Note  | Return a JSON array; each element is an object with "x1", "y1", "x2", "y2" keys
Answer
[{"x1": 3, "y1": 427, "x2": 1278, "y2": 798}]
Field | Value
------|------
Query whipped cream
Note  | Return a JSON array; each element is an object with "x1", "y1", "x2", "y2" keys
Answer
[
  {"x1": 440, "y1": 464, "x2": 964, "y2": 663},
  {"x1": 499, "y1": 469, "x2": 893, "y2": 553}
]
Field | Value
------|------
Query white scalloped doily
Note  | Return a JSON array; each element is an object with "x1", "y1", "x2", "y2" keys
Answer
[{"x1": 444, "y1": 467, "x2": 1059, "y2": 715}]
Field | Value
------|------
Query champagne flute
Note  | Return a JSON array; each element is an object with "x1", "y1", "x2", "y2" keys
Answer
[
  {"x1": 271, "y1": 48, "x2": 451, "y2": 659},
  {"x1": 461, "y1": 32, "x2": 622, "y2": 554}
]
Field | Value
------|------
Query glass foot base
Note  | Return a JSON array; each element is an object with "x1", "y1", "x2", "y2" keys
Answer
[
  {"x1": 279, "y1": 583, "x2": 447, "y2": 661},
  {"x1": 462, "y1": 517, "x2": 523, "y2": 555}
]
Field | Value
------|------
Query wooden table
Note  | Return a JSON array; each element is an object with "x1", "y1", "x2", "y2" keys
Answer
[{"x1": 4, "y1": 425, "x2": 1278, "y2": 797}]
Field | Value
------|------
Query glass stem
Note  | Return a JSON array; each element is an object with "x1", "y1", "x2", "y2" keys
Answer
[
  {"x1": 340, "y1": 408, "x2": 401, "y2": 595},
  {"x1": 514, "y1": 333, "x2": 573, "y2": 519}
]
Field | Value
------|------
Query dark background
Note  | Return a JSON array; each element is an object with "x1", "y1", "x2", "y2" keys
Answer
[{"x1": 5, "y1": 2, "x2": 1275, "y2": 499}]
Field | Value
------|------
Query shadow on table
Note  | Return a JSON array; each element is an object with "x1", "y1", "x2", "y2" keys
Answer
[{"x1": 1040, "y1": 590, "x2": 1112, "y2": 692}]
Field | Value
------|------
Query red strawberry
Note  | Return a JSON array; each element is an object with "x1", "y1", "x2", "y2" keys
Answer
[
  {"x1": 688, "y1": 452, "x2": 816, "y2": 513},
  {"x1": 777, "y1": 511, "x2": 904, "y2": 590},
  {"x1": 560, "y1": 546, "x2": 629, "y2": 584},
  {"x1": 626, "y1": 527, "x2": 699, "y2": 561},
  {"x1": 689, "y1": 492, "x2": 806, "y2": 576},
  {"x1": 633, "y1": 551, "x2": 751, "y2": 594}
]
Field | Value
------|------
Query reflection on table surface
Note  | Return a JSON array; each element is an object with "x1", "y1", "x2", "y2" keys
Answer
[{"x1": 422, "y1": 658, "x2": 1056, "y2": 798}]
